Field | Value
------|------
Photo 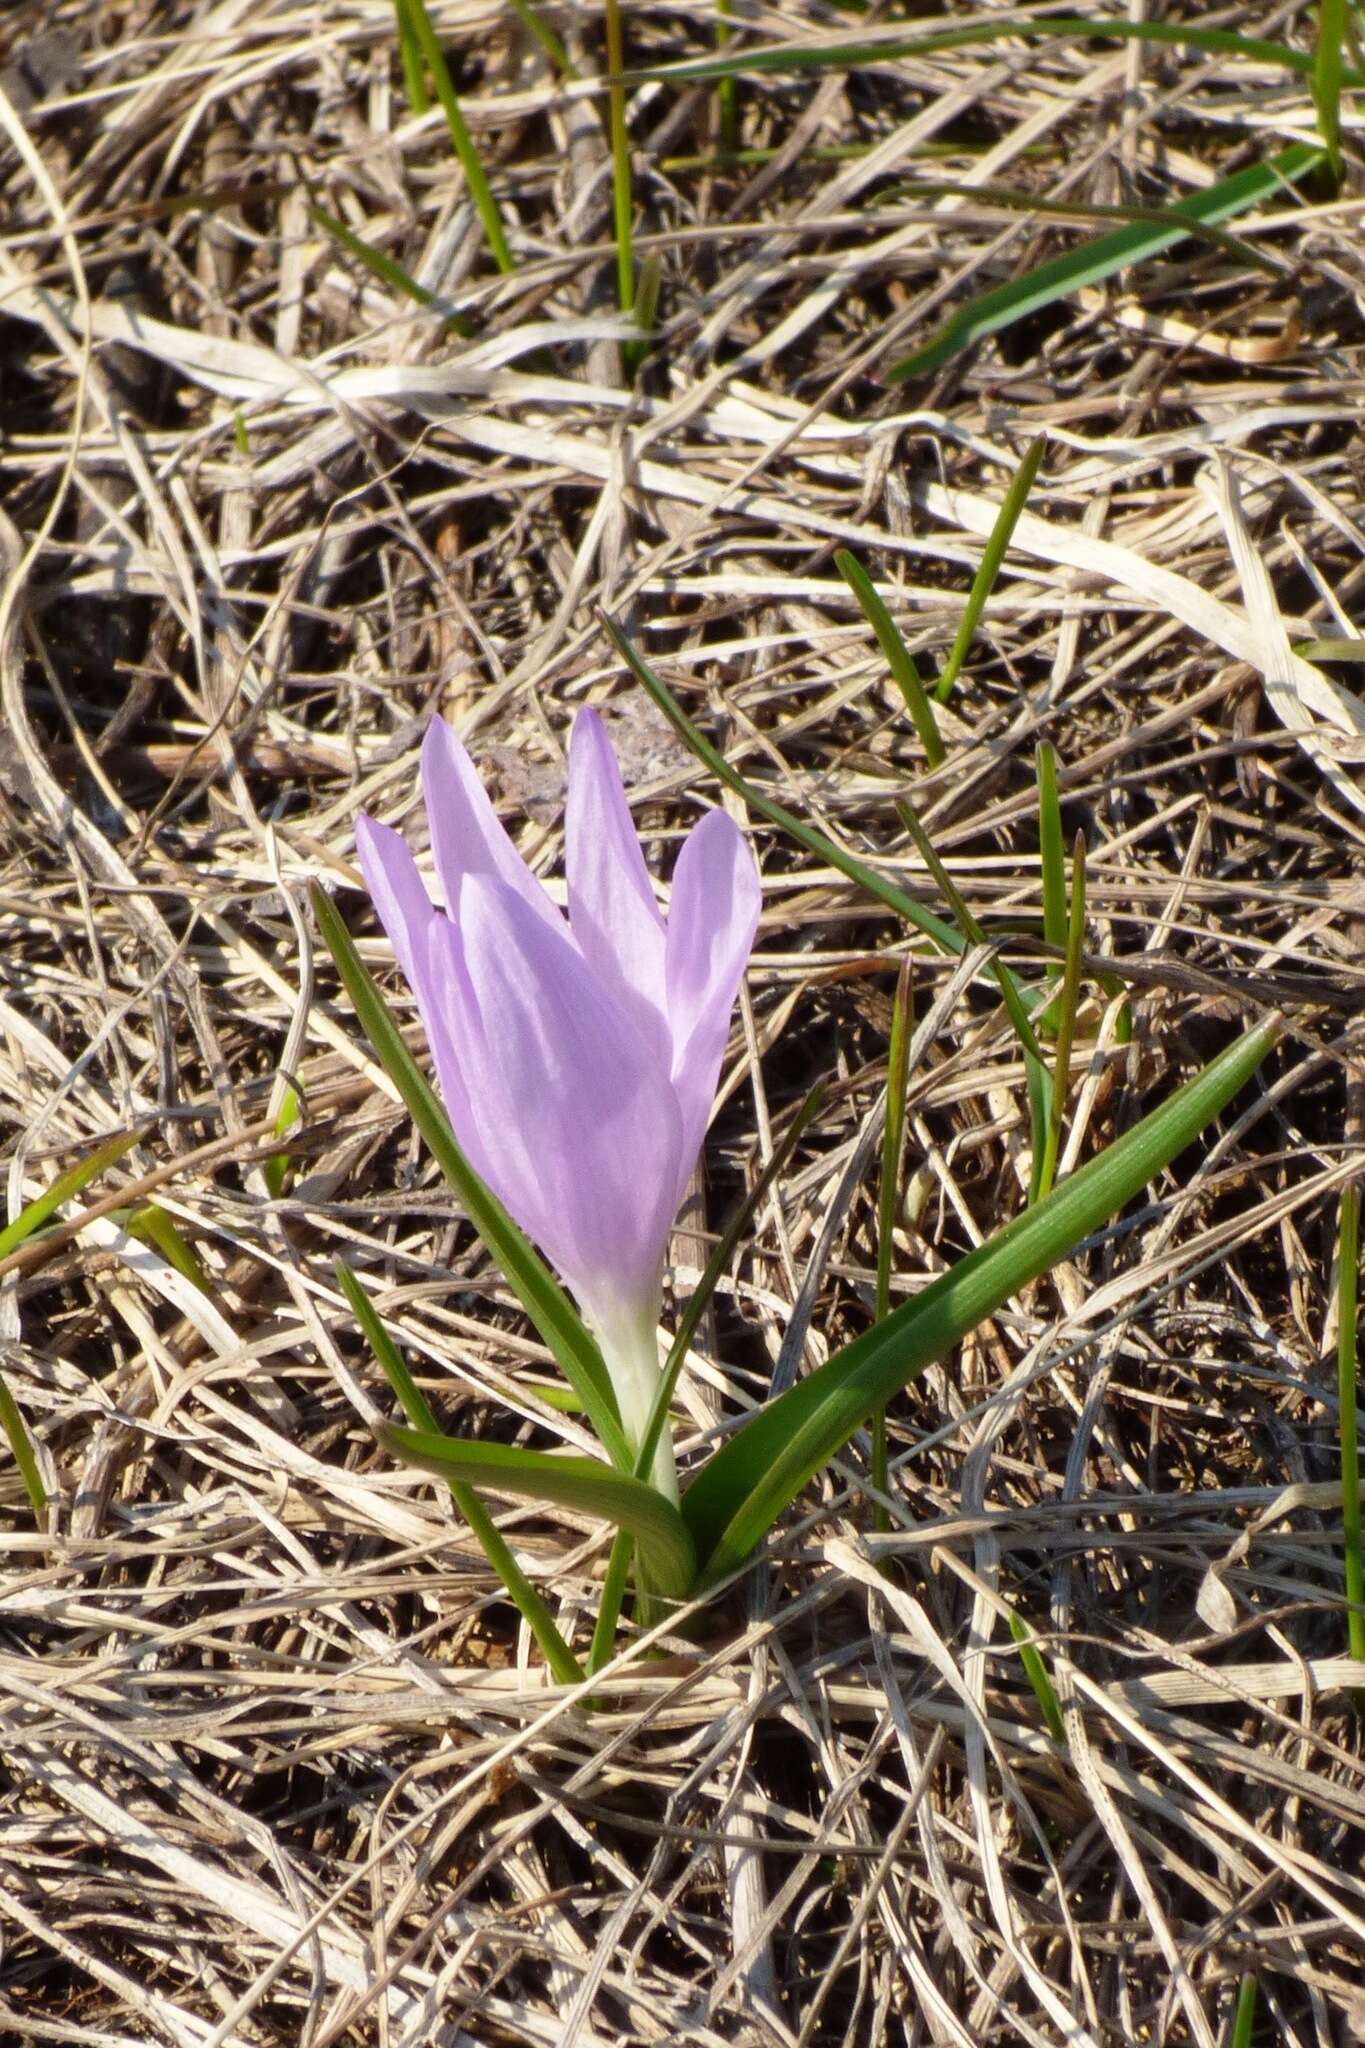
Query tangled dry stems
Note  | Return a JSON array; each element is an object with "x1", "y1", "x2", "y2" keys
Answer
[{"x1": 1, "y1": 1, "x2": 1364, "y2": 2042}]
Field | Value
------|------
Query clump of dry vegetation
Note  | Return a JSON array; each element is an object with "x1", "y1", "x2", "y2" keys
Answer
[{"x1": 2, "y1": 1, "x2": 1365, "y2": 2042}]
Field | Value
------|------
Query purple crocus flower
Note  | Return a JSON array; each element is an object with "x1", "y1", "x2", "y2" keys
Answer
[{"x1": 355, "y1": 709, "x2": 760, "y2": 1499}]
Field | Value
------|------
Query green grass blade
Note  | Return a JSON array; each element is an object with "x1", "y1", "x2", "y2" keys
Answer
[
  {"x1": 872, "y1": 957, "x2": 913, "y2": 1527},
  {"x1": 311, "y1": 883, "x2": 631, "y2": 1472},
  {"x1": 1036, "y1": 831, "x2": 1087, "y2": 1203},
  {"x1": 395, "y1": 0, "x2": 516, "y2": 274},
  {"x1": 604, "y1": 0, "x2": 636, "y2": 351},
  {"x1": 587, "y1": 1528, "x2": 635, "y2": 1675},
  {"x1": 604, "y1": 614, "x2": 963, "y2": 955},
  {"x1": 337, "y1": 1259, "x2": 584, "y2": 1684},
  {"x1": 0, "y1": 1371, "x2": 46, "y2": 1515},
  {"x1": 506, "y1": 0, "x2": 577, "y2": 78},
  {"x1": 393, "y1": 0, "x2": 428, "y2": 110},
  {"x1": 887, "y1": 144, "x2": 1323, "y2": 383},
  {"x1": 1036, "y1": 742, "x2": 1066, "y2": 958},
  {"x1": 934, "y1": 439, "x2": 1044, "y2": 702},
  {"x1": 1338, "y1": 1182, "x2": 1365, "y2": 1664},
  {"x1": 0, "y1": 1130, "x2": 138, "y2": 1262},
  {"x1": 381, "y1": 1426, "x2": 697, "y2": 1599},
  {"x1": 308, "y1": 201, "x2": 471, "y2": 334},
  {"x1": 1314, "y1": 0, "x2": 1348, "y2": 183},
  {"x1": 1231, "y1": 1974, "x2": 1259, "y2": 2048},
  {"x1": 633, "y1": 17, "x2": 1359, "y2": 89},
  {"x1": 633, "y1": 1081, "x2": 827, "y2": 1486},
  {"x1": 125, "y1": 1204, "x2": 211, "y2": 1293},
  {"x1": 265, "y1": 1077, "x2": 303, "y2": 1201},
  {"x1": 835, "y1": 550, "x2": 944, "y2": 767},
  {"x1": 1006, "y1": 1606, "x2": 1066, "y2": 1742},
  {"x1": 683, "y1": 1015, "x2": 1280, "y2": 1584}
]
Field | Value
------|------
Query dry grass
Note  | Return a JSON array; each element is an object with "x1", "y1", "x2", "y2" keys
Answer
[{"x1": 2, "y1": 1, "x2": 1365, "y2": 2042}]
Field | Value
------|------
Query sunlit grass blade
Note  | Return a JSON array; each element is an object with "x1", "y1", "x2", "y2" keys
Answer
[
  {"x1": 394, "y1": 0, "x2": 516, "y2": 274},
  {"x1": 588, "y1": 1529, "x2": 635, "y2": 1676},
  {"x1": 887, "y1": 144, "x2": 1322, "y2": 383},
  {"x1": 1006, "y1": 1606, "x2": 1066, "y2": 1742},
  {"x1": 633, "y1": 1081, "x2": 827, "y2": 1487},
  {"x1": 0, "y1": 1371, "x2": 45, "y2": 1515},
  {"x1": 835, "y1": 550, "x2": 944, "y2": 767},
  {"x1": 934, "y1": 439, "x2": 1044, "y2": 702},
  {"x1": 506, "y1": 0, "x2": 577, "y2": 79},
  {"x1": 604, "y1": 0, "x2": 636, "y2": 355},
  {"x1": 682, "y1": 1014, "x2": 1280, "y2": 1585},
  {"x1": 0, "y1": 1129, "x2": 138, "y2": 1262},
  {"x1": 1338, "y1": 1182, "x2": 1364, "y2": 1665},
  {"x1": 311, "y1": 882, "x2": 631, "y2": 1472},
  {"x1": 380, "y1": 1426, "x2": 697, "y2": 1600},
  {"x1": 1314, "y1": 0, "x2": 1348, "y2": 184},
  {"x1": 604, "y1": 612, "x2": 962, "y2": 955},
  {"x1": 1036, "y1": 741, "x2": 1066, "y2": 959},
  {"x1": 124, "y1": 1204, "x2": 211, "y2": 1293},
  {"x1": 1036, "y1": 831, "x2": 1087, "y2": 1202},
  {"x1": 308, "y1": 201, "x2": 472, "y2": 334},
  {"x1": 1231, "y1": 1974, "x2": 1259, "y2": 2048},
  {"x1": 265, "y1": 1076, "x2": 303, "y2": 1200},
  {"x1": 872, "y1": 957, "x2": 913, "y2": 1529},
  {"x1": 715, "y1": 0, "x2": 737, "y2": 157},
  {"x1": 393, "y1": 0, "x2": 428, "y2": 111},
  {"x1": 336, "y1": 1259, "x2": 584, "y2": 1684},
  {"x1": 633, "y1": 18, "x2": 1361, "y2": 90}
]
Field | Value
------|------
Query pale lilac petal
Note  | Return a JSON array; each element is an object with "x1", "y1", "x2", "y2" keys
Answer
[
  {"x1": 425, "y1": 873, "x2": 684, "y2": 1325},
  {"x1": 355, "y1": 811, "x2": 494, "y2": 1187},
  {"x1": 665, "y1": 808, "x2": 761, "y2": 1174},
  {"x1": 565, "y1": 708, "x2": 669, "y2": 1067},
  {"x1": 421, "y1": 716, "x2": 561, "y2": 933}
]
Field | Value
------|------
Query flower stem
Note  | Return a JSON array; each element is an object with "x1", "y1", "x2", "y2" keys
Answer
[{"x1": 598, "y1": 1303, "x2": 678, "y2": 1505}]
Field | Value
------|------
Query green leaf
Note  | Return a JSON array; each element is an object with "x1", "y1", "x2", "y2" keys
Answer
[
  {"x1": 835, "y1": 551, "x2": 944, "y2": 766},
  {"x1": 1314, "y1": 0, "x2": 1348, "y2": 184},
  {"x1": 338, "y1": 1259, "x2": 584, "y2": 1684},
  {"x1": 886, "y1": 144, "x2": 1323, "y2": 383},
  {"x1": 0, "y1": 1129, "x2": 138, "y2": 1262},
  {"x1": 393, "y1": 0, "x2": 516, "y2": 274},
  {"x1": 0, "y1": 1371, "x2": 45, "y2": 1515},
  {"x1": 311, "y1": 882, "x2": 631, "y2": 1472},
  {"x1": 1007, "y1": 1606, "x2": 1066, "y2": 1743},
  {"x1": 933, "y1": 438, "x2": 1044, "y2": 702},
  {"x1": 683, "y1": 1015, "x2": 1280, "y2": 1584},
  {"x1": 381, "y1": 1425, "x2": 697, "y2": 1600}
]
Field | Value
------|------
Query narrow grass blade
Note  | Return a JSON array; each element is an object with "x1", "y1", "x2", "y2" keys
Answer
[
  {"x1": 1036, "y1": 742, "x2": 1066, "y2": 957},
  {"x1": 934, "y1": 439, "x2": 1044, "y2": 702},
  {"x1": 126, "y1": 1204, "x2": 211, "y2": 1293},
  {"x1": 587, "y1": 1528, "x2": 635, "y2": 1675},
  {"x1": 0, "y1": 1130, "x2": 138, "y2": 1262},
  {"x1": 395, "y1": 0, "x2": 515, "y2": 274},
  {"x1": 1338, "y1": 1182, "x2": 1364, "y2": 1664},
  {"x1": 835, "y1": 550, "x2": 944, "y2": 766},
  {"x1": 308, "y1": 201, "x2": 471, "y2": 334},
  {"x1": 1006, "y1": 1607, "x2": 1066, "y2": 1742},
  {"x1": 1314, "y1": 0, "x2": 1348, "y2": 183},
  {"x1": 381, "y1": 1426, "x2": 697, "y2": 1599},
  {"x1": 604, "y1": 613, "x2": 963, "y2": 955},
  {"x1": 265, "y1": 1076, "x2": 303, "y2": 1200},
  {"x1": 683, "y1": 1015, "x2": 1280, "y2": 1584},
  {"x1": 0, "y1": 1372, "x2": 45, "y2": 1515},
  {"x1": 1036, "y1": 831, "x2": 1087, "y2": 1202},
  {"x1": 715, "y1": 0, "x2": 738, "y2": 156},
  {"x1": 636, "y1": 19, "x2": 1359, "y2": 91},
  {"x1": 311, "y1": 883, "x2": 631, "y2": 1472},
  {"x1": 604, "y1": 0, "x2": 634, "y2": 325},
  {"x1": 872, "y1": 957, "x2": 913, "y2": 1527},
  {"x1": 887, "y1": 144, "x2": 1323, "y2": 383},
  {"x1": 337, "y1": 1259, "x2": 583, "y2": 1684},
  {"x1": 506, "y1": 0, "x2": 577, "y2": 79},
  {"x1": 1231, "y1": 1975, "x2": 1259, "y2": 2048},
  {"x1": 634, "y1": 1081, "x2": 827, "y2": 1486},
  {"x1": 393, "y1": 0, "x2": 428, "y2": 111}
]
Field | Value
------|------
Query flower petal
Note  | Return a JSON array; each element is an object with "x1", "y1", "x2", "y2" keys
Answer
[
  {"x1": 355, "y1": 811, "x2": 495, "y2": 1187},
  {"x1": 421, "y1": 716, "x2": 561, "y2": 933},
  {"x1": 565, "y1": 708, "x2": 669, "y2": 1068},
  {"x1": 665, "y1": 808, "x2": 761, "y2": 1169},
  {"x1": 425, "y1": 873, "x2": 685, "y2": 1326}
]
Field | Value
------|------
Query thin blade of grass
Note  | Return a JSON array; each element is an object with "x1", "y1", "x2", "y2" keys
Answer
[
  {"x1": 311, "y1": 883, "x2": 631, "y2": 1472},
  {"x1": 1231, "y1": 1975, "x2": 1259, "y2": 2048},
  {"x1": 1314, "y1": 0, "x2": 1348, "y2": 183},
  {"x1": 1036, "y1": 742, "x2": 1066, "y2": 957},
  {"x1": 682, "y1": 1015, "x2": 1280, "y2": 1583},
  {"x1": 835, "y1": 550, "x2": 944, "y2": 766},
  {"x1": 392, "y1": 0, "x2": 428, "y2": 111},
  {"x1": 872, "y1": 957, "x2": 913, "y2": 1529},
  {"x1": 395, "y1": 0, "x2": 515, "y2": 274},
  {"x1": 309, "y1": 201, "x2": 472, "y2": 334},
  {"x1": 380, "y1": 1426, "x2": 697, "y2": 1599},
  {"x1": 0, "y1": 1372, "x2": 45, "y2": 1515},
  {"x1": 0, "y1": 1129, "x2": 139, "y2": 1261},
  {"x1": 125, "y1": 1204, "x2": 211, "y2": 1293},
  {"x1": 886, "y1": 144, "x2": 1322, "y2": 383},
  {"x1": 506, "y1": 0, "x2": 577, "y2": 79},
  {"x1": 1338, "y1": 1182, "x2": 1364, "y2": 1664},
  {"x1": 1036, "y1": 831, "x2": 1087, "y2": 1202},
  {"x1": 604, "y1": 0, "x2": 637, "y2": 368},
  {"x1": 337, "y1": 1259, "x2": 584, "y2": 1684},
  {"x1": 933, "y1": 439, "x2": 1044, "y2": 702},
  {"x1": 1006, "y1": 1607, "x2": 1066, "y2": 1742},
  {"x1": 587, "y1": 1529, "x2": 635, "y2": 1676}
]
